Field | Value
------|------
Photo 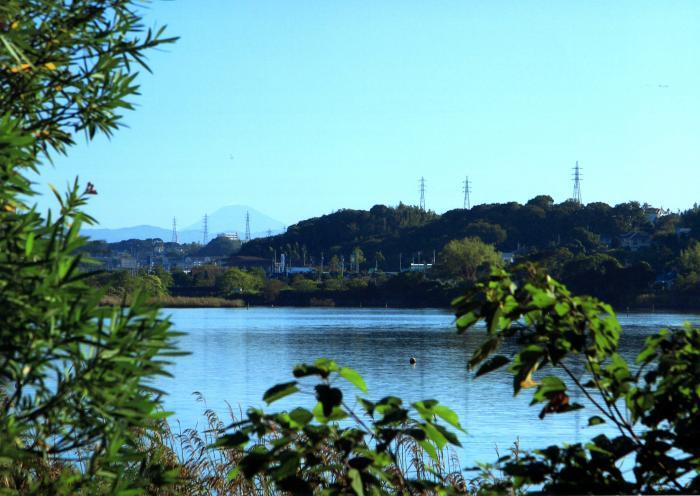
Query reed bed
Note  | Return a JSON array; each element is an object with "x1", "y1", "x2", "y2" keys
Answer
[
  {"x1": 136, "y1": 393, "x2": 478, "y2": 495},
  {"x1": 100, "y1": 295, "x2": 247, "y2": 308}
]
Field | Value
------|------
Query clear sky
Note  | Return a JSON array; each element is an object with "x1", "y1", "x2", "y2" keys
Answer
[{"x1": 34, "y1": 0, "x2": 700, "y2": 229}]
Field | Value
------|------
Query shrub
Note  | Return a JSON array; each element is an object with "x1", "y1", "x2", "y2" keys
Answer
[
  {"x1": 453, "y1": 264, "x2": 700, "y2": 494},
  {"x1": 215, "y1": 359, "x2": 467, "y2": 494},
  {"x1": 0, "y1": 1, "x2": 180, "y2": 492}
]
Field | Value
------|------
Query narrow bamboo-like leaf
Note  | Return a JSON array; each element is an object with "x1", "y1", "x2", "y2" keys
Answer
[
  {"x1": 24, "y1": 232, "x2": 34, "y2": 256},
  {"x1": 348, "y1": 468, "x2": 364, "y2": 496},
  {"x1": 226, "y1": 466, "x2": 240, "y2": 482},
  {"x1": 475, "y1": 354, "x2": 510, "y2": 378},
  {"x1": 419, "y1": 439, "x2": 438, "y2": 462},
  {"x1": 262, "y1": 381, "x2": 299, "y2": 404}
]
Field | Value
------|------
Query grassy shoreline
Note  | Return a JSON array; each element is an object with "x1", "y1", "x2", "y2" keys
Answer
[
  {"x1": 100, "y1": 295, "x2": 700, "y2": 313},
  {"x1": 100, "y1": 295, "x2": 247, "y2": 308}
]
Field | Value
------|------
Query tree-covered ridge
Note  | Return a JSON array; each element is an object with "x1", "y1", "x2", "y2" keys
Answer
[
  {"x1": 245, "y1": 198, "x2": 689, "y2": 260},
  {"x1": 226, "y1": 197, "x2": 700, "y2": 308},
  {"x1": 79, "y1": 198, "x2": 700, "y2": 309},
  {"x1": 243, "y1": 197, "x2": 692, "y2": 264}
]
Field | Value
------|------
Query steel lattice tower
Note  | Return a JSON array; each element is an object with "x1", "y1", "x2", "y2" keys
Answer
[
  {"x1": 202, "y1": 214, "x2": 209, "y2": 245},
  {"x1": 572, "y1": 161, "x2": 583, "y2": 204},
  {"x1": 171, "y1": 217, "x2": 178, "y2": 244},
  {"x1": 245, "y1": 211, "x2": 251, "y2": 242},
  {"x1": 419, "y1": 177, "x2": 426, "y2": 211},
  {"x1": 462, "y1": 176, "x2": 472, "y2": 209}
]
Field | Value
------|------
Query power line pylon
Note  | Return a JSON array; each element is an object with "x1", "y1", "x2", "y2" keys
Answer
[
  {"x1": 245, "y1": 210, "x2": 251, "y2": 242},
  {"x1": 572, "y1": 161, "x2": 583, "y2": 204},
  {"x1": 419, "y1": 176, "x2": 426, "y2": 211},
  {"x1": 202, "y1": 213, "x2": 209, "y2": 245},
  {"x1": 462, "y1": 176, "x2": 472, "y2": 209},
  {"x1": 171, "y1": 217, "x2": 178, "y2": 244}
]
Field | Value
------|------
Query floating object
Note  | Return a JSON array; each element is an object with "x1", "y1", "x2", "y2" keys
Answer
[{"x1": 409, "y1": 356, "x2": 417, "y2": 365}]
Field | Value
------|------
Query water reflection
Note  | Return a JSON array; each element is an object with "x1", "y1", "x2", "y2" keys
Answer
[{"x1": 157, "y1": 307, "x2": 700, "y2": 466}]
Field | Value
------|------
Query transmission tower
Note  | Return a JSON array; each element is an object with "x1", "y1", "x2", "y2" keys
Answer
[
  {"x1": 572, "y1": 161, "x2": 583, "y2": 204},
  {"x1": 419, "y1": 176, "x2": 426, "y2": 211},
  {"x1": 462, "y1": 176, "x2": 472, "y2": 209},
  {"x1": 202, "y1": 213, "x2": 209, "y2": 245},
  {"x1": 171, "y1": 217, "x2": 178, "y2": 244},
  {"x1": 244, "y1": 210, "x2": 251, "y2": 242}
]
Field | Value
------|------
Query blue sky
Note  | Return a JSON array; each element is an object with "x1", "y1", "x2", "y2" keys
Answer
[{"x1": 35, "y1": 1, "x2": 700, "y2": 228}]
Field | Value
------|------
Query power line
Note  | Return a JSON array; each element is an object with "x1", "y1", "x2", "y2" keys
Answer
[
  {"x1": 202, "y1": 213, "x2": 208, "y2": 245},
  {"x1": 572, "y1": 161, "x2": 583, "y2": 204},
  {"x1": 419, "y1": 176, "x2": 426, "y2": 211},
  {"x1": 171, "y1": 217, "x2": 178, "y2": 243},
  {"x1": 462, "y1": 176, "x2": 472, "y2": 209},
  {"x1": 244, "y1": 210, "x2": 251, "y2": 242}
]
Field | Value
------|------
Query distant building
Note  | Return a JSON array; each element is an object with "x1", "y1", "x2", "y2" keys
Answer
[
  {"x1": 655, "y1": 272, "x2": 676, "y2": 290},
  {"x1": 117, "y1": 255, "x2": 138, "y2": 270},
  {"x1": 409, "y1": 263, "x2": 432, "y2": 273},
  {"x1": 619, "y1": 231, "x2": 652, "y2": 251},
  {"x1": 152, "y1": 239, "x2": 164, "y2": 254},
  {"x1": 288, "y1": 267, "x2": 314, "y2": 275},
  {"x1": 218, "y1": 232, "x2": 240, "y2": 241},
  {"x1": 226, "y1": 255, "x2": 270, "y2": 270},
  {"x1": 500, "y1": 252, "x2": 516, "y2": 264},
  {"x1": 644, "y1": 207, "x2": 670, "y2": 225},
  {"x1": 676, "y1": 227, "x2": 692, "y2": 238}
]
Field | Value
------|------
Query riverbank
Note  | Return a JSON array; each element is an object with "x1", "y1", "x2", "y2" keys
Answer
[
  {"x1": 100, "y1": 295, "x2": 247, "y2": 308},
  {"x1": 100, "y1": 290, "x2": 700, "y2": 312}
]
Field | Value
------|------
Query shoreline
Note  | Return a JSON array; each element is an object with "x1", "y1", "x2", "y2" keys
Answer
[{"x1": 101, "y1": 295, "x2": 700, "y2": 314}]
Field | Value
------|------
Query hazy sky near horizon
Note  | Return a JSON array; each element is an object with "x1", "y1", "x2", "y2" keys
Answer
[{"x1": 34, "y1": 1, "x2": 700, "y2": 229}]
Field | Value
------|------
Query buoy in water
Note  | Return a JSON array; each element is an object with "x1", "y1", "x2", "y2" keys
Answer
[{"x1": 409, "y1": 356, "x2": 417, "y2": 365}]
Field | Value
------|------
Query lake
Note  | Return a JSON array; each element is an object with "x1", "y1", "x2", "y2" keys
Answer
[{"x1": 156, "y1": 307, "x2": 700, "y2": 468}]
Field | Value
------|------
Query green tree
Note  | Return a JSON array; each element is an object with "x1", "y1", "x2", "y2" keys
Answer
[
  {"x1": 192, "y1": 265, "x2": 223, "y2": 287},
  {"x1": 263, "y1": 278, "x2": 287, "y2": 303},
  {"x1": 216, "y1": 267, "x2": 265, "y2": 296},
  {"x1": 196, "y1": 236, "x2": 242, "y2": 257},
  {"x1": 133, "y1": 273, "x2": 167, "y2": 298},
  {"x1": 453, "y1": 265, "x2": 700, "y2": 493},
  {"x1": 290, "y1": 275, "x2": 318, "y2": 292},
  {"x1": 152, "y1": 265, "x2": 174, "y2": 290},
  {"x1": 677, "y1": 241, "x2": 700, "y2": 288},
  {"x1": 322, "y1": 277, "x2": 345, "y2": 291},
  {"x1": 374, "y1": 250, "x2": 385, "y2": 270},
  {"x1": 352, "y1": 246, "x2": 365, "y2": 271},
  {"x1": 435, "y1": 237, "x2": 502, "y2": 281},
  {"x1": 464, "y1": 220, "x2": 507, "y2": 245},
  {"x1": 346, "y1": 276, "x2": 370, "y2": 290},
  {"x1": 0, "y1": 1, "x2": 179, "y2": 492}
]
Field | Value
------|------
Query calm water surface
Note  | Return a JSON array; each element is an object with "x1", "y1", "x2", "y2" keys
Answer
[{"x1": 156, "y1": 307, "x2": 700, "y2": 467}]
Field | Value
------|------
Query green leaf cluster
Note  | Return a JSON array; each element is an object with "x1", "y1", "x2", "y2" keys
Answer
[
  {"x1": 0, "y1": 1, "x2": 180, "y2": 493},
  {"x1": 453, "y1": 263, "x2": 700, "y2": 493},
  {"x1": 216, "y1": 359, "x2": 466, "y2": 495}
]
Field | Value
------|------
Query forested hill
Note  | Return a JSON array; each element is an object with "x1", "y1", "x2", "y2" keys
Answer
[{"x1": 239, "y1": 196, "x2": 699, "y2": 272}]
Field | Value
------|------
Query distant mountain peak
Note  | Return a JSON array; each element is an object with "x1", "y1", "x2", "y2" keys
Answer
[
  {"x1": 184, "y1": 205, "x2": 285, "y2": 235},
  {"x1": 82, "y1": 205, "x2": 286, "y2": 243}
]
